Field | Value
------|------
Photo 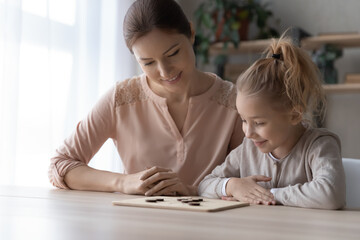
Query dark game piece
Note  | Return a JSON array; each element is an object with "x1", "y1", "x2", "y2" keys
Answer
[
  {"x1": 188, "y1": 202, "x2": 201, "y2": 206},
  {"x1": 191, "y1": 198, "x2": 203, "y2": 202}
]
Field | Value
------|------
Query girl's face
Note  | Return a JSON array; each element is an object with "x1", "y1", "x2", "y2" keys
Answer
[
  {"x1": 236, "y1": 92, "x2": 303, "y2": 159},
  {"x1": 132, "y1": 28, "x2": 196, "y2": 96}
]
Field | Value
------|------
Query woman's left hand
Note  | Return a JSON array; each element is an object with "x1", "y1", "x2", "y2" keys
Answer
[{"x1": 139, "y1": 167, "x2": 197, "y2": 196}]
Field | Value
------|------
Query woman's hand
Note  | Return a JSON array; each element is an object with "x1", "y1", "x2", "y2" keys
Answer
[
  {"x1": 226, "y1": 175, "x2": 276, "y2": 205},
  {"x1": 120, "y1": 167, "x2": 170, "y2": 195},
  {"x1": 120, "y1": 166, "x2": 196, "y2": 196},
  {"x1": 139, "y1": 167, "x2": 197, "y2": 196}
]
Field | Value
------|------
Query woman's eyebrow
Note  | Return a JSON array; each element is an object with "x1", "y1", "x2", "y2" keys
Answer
[
  {"x1": 139, "y1": 57, "x2": 153, "y2": 61},
  {"x1": 163, "y1": 43, "x2": 179, "y2": 55},
  {"x1": 139, "y1": 43, "x2": 180, "y2": 61}
]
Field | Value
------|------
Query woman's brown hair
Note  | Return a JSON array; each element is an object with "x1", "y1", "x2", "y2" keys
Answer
[
  {"x1": 237, "y1": 32, "x2": 326, "y2": 127},
  {"x1": 123, "y1": 0, "x2": 192, "y2": 53}
]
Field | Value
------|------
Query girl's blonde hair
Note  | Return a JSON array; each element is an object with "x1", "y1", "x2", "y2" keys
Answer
[{"x1": 236, "y1": 33, "x2": 326, "y2": 127}]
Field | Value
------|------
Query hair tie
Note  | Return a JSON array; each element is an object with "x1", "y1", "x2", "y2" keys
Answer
[{"x1": 272, "y1": 53, "x2": 281, "y2": 60}]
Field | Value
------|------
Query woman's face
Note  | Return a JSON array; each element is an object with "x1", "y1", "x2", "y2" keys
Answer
[{"x1": 132, "y1": 28, "x2": 196, "y2": 96}]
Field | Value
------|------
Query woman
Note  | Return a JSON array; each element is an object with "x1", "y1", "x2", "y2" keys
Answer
[{"x1": 49, "y1": 0, "x2": 244, "y2": 196}]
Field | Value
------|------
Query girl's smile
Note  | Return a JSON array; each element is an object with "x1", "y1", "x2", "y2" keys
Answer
[
  {"x1": 253, "y1": 140, "x2": 267, "y2": 147},
  {"x1": 236, "y1": 92, "x2": 304, "y2": 159}
]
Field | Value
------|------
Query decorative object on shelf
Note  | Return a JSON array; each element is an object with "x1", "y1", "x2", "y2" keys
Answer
[
  {"x1": 345, "y1": 73, "x2": 360, "y2": 84},
  {"x1": 312, "y1": 44, "x2": 343, "y2": 84},
  {"x1": 194, "y1": 0, "x2": 279, "y2": 66}
]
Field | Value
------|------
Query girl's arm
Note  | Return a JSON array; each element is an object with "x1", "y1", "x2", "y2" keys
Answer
[
  {"x1": 198, "y1": 147, "x2": 242, "y2": 198},
  {"x1": 273, "y1": 135, "x2": 346, "y2": 209},
  {"x1": 198, "y1": 145, "x2": 274, "y2": 204}
]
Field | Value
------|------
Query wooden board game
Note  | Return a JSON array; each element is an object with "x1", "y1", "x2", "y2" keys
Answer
[{"x1": 112, "y1": 196, "x2": 249, "y2": 212}]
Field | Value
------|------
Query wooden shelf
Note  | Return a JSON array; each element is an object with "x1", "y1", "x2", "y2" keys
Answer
[
  {"x1": 209, "y1": 33, "x2": 360, "y2": 55},
  {"x1": 323, "y1": 83, "x2": 360, "y2": 93},
  {"x1": 209, "y1": 33, "x2": 360, "y2": 94},
  {"x1": 209, "y1": 39, "x2": 274, "y2": 55},
  {"x1": 301, "y1": 33, "x2": 360, "y2": 50}
]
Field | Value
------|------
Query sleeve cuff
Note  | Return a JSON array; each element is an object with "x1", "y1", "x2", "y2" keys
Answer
[
  {"x1": 270, "y1": 188, "x2": 279, "y2": 195},
  {"x1": 221, "y1": 178, "x2": 231, "y2": 196}
]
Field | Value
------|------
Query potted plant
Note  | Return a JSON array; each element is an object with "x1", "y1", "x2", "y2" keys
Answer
[
  {"x1": 312, "y1": 44, "x2": 343, "y2": 84},
  {"x1": 194, "y1": 0, "x2": 279, "y2": 65}
]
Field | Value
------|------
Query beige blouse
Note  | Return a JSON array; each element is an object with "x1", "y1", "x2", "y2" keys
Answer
[
  {"x1": 49, "y1": 73, "x2": 244, "y2": 189},
  {"x1": 198, "y1": 128, "x2": 346, "y2": 209}
]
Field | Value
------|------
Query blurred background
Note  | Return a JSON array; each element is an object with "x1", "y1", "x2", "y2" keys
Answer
[{"x1": 1, "y1": 0, "x2": 359, "y2": 188}]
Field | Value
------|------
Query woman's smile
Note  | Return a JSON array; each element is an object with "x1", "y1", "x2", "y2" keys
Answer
[{"x1": 161, "y1": 72, "x2": 182, "y2": 84}]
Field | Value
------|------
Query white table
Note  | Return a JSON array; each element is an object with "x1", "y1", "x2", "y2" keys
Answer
[{"x1": 1, "y1": 186, "x2": 359, "y2": 240}]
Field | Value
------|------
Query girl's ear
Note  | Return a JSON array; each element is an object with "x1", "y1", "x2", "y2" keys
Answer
[
  {"x1": 189, "y1": 22, "x2": 195, "y2": 45},
  {"x1": 290, "y1": 106, "x2": 303, "y2": 125}
]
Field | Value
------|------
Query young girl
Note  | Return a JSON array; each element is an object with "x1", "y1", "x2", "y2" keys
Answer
[{"x1": 198, "y1": 35, "x2": 346, "y2": 209}]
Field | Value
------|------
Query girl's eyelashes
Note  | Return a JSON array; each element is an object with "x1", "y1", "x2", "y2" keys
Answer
[
  {"x1": 241, "y1": 119, "x2": 264, "y2": 126},
  {"x1": 168, "y1": 49, "x2": 179, "y2": 57}
]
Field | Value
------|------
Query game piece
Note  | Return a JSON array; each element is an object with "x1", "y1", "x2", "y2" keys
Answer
[
  {"x1": 191, "y1": 198, "x2": 203, "y2": 202},
  {"x1": 188, "y1": 202, "x2": 200, "y2": 206}
]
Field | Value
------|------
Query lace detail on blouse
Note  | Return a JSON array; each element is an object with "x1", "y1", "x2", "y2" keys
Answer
[
  {"x1": 211, "y1": 80, "x2": 237, "y2": 110},
  {"x1": 115, "y1": 77, "x2": 149, "y2": 106}
]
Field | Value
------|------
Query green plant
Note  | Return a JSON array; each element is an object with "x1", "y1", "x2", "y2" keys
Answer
[
  {"x1": 312, "y1": 44, "x2": 343, "y2": 84},
  {"x1": 194, "y1": 0, "x2": 279, "y2": 64}
]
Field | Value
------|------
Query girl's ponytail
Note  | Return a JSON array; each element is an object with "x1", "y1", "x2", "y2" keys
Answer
[{"x1": 237, "y1": 32, "x2": 326, "y2": 127}]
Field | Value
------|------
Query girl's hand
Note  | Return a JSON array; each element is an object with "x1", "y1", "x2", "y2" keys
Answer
[
  {"x1": 226, "y1": 175, "x2": 276, "y2": 205},
  {"x1": 139, "y1": 167, "x2": 197, "y2": 196}
]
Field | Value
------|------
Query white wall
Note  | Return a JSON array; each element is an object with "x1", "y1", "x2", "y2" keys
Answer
[{"x1": 326, "y1": 93, "x2": 360, "y2": 158}]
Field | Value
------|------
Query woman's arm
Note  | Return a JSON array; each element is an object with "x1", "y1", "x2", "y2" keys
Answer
[
  {"x1": 64, "y1": 165, "x2": 125, "y2": 192},
  {"x1": 64, "y1": 165, "x2": 182, "y2": 194},
  {"x1": 49, "y1": 87, "x2": 117, "y2": 190}
]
